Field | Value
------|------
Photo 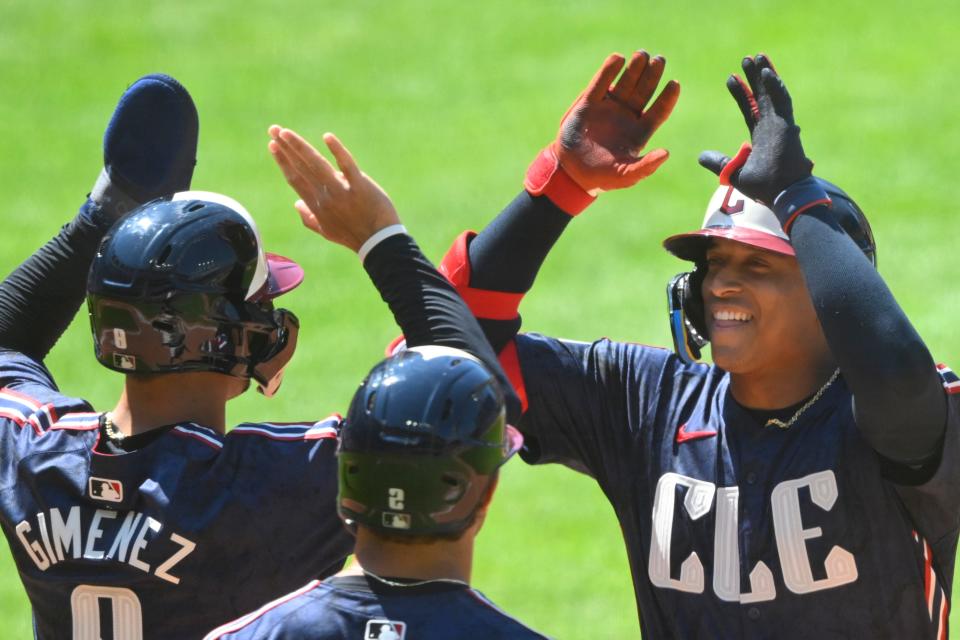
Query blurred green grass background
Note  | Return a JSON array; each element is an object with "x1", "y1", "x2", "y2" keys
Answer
[{"x1": 1, "y1": 1, "x2": 958, "y2": 637}]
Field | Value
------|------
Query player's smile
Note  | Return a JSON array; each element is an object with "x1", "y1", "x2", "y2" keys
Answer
[
  {"x1": 711, "y1": 308, "x2": 753, "y2": 327},
  {"x1": 707, "y1": 303, "x2": 755, "y2": 341}
]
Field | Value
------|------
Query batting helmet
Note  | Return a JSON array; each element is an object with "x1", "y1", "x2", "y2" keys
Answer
[
  {"x1": 338, "y1": 345, "x2": 523, "y2": 537},
  {"x1": 662, "y1": 178, "x2": 877, "y2": 364},
  {"x1": 87, "y1": 191, "x2": 303, "y2": 396}
]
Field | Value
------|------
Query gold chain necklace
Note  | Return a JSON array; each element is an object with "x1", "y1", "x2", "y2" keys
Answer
[
  {"x1": 764, "y1": 369, "x2": 840, "y2": 430},
  {"x1": 362, "y1": 570, "x2": 469, "y2": 589},
  {"x1": 102, "y1": 412, "x2": 126, "y2": 441}
]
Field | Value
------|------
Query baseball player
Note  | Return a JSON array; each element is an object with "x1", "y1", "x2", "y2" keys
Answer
[
  {"x1": 206, "y1": 345, "x2": 546, "y2": 640},
  {"x1": 0, "y1": 81, "x2": 517, "y2": 638},
  {"x1": 437, "y1": 51, "x2": 960, "y2": 638}
]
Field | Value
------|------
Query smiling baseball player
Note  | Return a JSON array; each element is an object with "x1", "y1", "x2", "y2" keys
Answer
[{"x1": 437, "y1": 51, "x2": 959, "y2": 638}]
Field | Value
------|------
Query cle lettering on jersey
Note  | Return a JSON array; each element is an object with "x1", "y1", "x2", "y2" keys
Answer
[
  {"x1": 649, "y1": 470, "x2": 858, "y2": 602},
  {"x1": 14, "y1": 506, "x2": 196, "y2": 585}
]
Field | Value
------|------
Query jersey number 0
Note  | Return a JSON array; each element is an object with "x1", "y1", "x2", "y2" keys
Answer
[{"x1": 70, "y1": 585, "x2": 143, "y2": 640}]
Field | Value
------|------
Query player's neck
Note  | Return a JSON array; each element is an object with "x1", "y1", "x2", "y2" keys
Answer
[
  {"x1": 110, "y1": 372, "x2": 234, "y2": 436},
  {"x1": 729, "y1": 358, "x2": 838, "y2": 411},
  {"x1": 346, "y1": 527, "x2": 476, "y2": 584}
]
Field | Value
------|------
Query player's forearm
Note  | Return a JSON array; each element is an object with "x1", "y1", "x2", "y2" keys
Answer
[
  {"x1": 439, "y1": 190, "x2": 569, "y2": 353},
  {"x1": 0, "y1": 201, "x2": 115, "y2": 361},
  {"x1": 364, "y1": 233, "x2": 521, "y2": 421},
  {"x1": 467, "y1": 190, "x2": 572, "y2": 293},
  {"x1": 790, "y1": 207, "x2": 945, "y2": 463}
]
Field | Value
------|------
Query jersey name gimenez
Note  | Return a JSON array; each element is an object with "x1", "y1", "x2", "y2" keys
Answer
[{"x1": 0, "y1": 351, "x2": 353, "y2": 639}]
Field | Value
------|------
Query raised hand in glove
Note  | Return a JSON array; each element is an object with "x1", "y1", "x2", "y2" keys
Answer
[
  {"x1": 526, "y1": 50, "x2": 680, "y2": 215},
  {"x1": 699, "y1": 55, "x2": 829, "y2": 230}
]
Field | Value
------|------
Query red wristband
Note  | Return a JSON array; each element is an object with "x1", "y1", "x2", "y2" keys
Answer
[{"x1": 524, "y1": 147, "x2": 596, "y2": 216}]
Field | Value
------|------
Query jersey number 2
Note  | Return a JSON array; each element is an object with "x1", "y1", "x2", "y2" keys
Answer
[
  {"x1": 71, "y1": 585, "x2": 143, "y2": 640},
  {"x1": 388, "y1": 488, "x2": 405, "y2": 510}
]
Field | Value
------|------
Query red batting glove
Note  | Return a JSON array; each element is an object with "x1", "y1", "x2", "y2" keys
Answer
[{"x1": 525, "y1": 51, "x2": 681, "y2": 215}]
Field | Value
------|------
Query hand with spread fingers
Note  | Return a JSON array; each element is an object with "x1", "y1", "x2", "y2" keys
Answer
[
  {"x1": 525, "y1": 50, "x2": 680, "y2": 214},
  {"x1": 268, "y1": 126, "x2": 401, "y2": 252},
  {"x1": 561, "y1": 51, "x2": 680, "y2": 191},
  {"x1": 698, "y1": 54, "x2": 814, "y2": 206}
]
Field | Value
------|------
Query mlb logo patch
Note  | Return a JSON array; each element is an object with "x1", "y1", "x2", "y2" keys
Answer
[
  {"x1": 113, "y1": 353, "x2": 137, "y2": 370},
  {"x1": 89, "y1": 477, "x2": 123, "y2": 503},
  {"x1": 382, "y1": 512, "x2": 411, "y2": 530},
  {"x1": 365, "y1": 619, "x2": 406, "y2": 640}
]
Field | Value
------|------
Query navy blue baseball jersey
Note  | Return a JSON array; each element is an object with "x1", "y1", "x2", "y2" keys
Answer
[
  {"x1": 510, "y1": 333, "x2": 960, "y2": 639},
  {"x1": 205, "y1": 574, "x2": 548, "y2": 639},
  {"x1": 0, "y1": 350, "x2": 353, "y2": 639}
]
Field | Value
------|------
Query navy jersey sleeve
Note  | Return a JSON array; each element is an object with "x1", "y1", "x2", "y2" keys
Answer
[
  {"x1": 0, "y1": 350, "x2": 93, "y2": 491},
  {"x1": 0, "y1": 351, "x2": 92, "y2": 417},
  {"x1": 514, "y1": 333, "x2": 671, "y2": 479}
]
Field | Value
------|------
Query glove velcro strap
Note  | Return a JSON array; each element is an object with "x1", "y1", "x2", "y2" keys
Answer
[
  {"x1": 89, "y1": 168, "x2": 144, "y2": 223},
  {"x1": 524, "y1": 147, "x2": 596, "y2": 216},
  {"x1": 440, "y1": 231, "x2": 524, "y2": 320},
  {"x1": 719, "y1": 142, "x2": 753, "y2": 186},
  {"x1": 773, "y1": 177, "x2": 832, "y2": 233},
  {"x1": 499, "y1": 340, "x2": 529, "y2": 414},
  {"x1": 385, "y1": 334, "x2": 406, "y2": 357}
]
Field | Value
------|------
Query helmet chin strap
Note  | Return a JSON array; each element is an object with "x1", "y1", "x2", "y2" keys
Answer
[{"x1": 256, "y1": 369, "x2": 286, "y2": 397}]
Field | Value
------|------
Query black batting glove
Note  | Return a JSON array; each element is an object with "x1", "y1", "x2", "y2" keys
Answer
[{"x1": 699, "y1": 55, "x2": 828, "y2": 230}]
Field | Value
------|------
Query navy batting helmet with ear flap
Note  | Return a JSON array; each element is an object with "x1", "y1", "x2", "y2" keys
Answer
[
  {"x1": 338, "y1": 346, "x2": 523, "y2": 537},
  {"x1": 86, "y1": 191, "x2": 303, "y2": 396},
  {"x1": 663, "y1": 178, "x2": 877, "y2": 364}
]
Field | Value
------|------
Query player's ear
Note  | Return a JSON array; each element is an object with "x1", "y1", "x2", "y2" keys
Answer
[
  {"x1": 468, "y1": 473, "x2": 501, "y2": 537},
  {"x1": 481, "y1": 473, "x2": 499, "y2": 509},
  {"x1": 473, "y1": 473, "x2": 500, "y2": 528}
]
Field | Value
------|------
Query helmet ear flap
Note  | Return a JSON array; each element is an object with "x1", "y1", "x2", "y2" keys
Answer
[
  {"x1": 667, "y1": 265, "x2": 709, "y2": 364},
  {"x1": 686, "y1": 264, "x2": 708, "y2": 338},
  {"x1": 249, "y1": 308, "x2": 300, "y2": 397}
]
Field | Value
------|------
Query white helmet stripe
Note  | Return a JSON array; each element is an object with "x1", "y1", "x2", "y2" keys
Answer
[{"x1": 171, "y1": 191, "x2": 268, "y2": 300}]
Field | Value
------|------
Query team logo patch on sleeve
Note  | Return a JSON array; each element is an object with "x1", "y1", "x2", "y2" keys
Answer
[
  {"x1": 365, "y1": 619, "x2": 406, "y2": 640},
  {"x1": 937, "y1": 364, "x2": 960, "y2": 395},
  {"x1": 89, "y1": 477, "x2": 123, "y2": 503}
]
